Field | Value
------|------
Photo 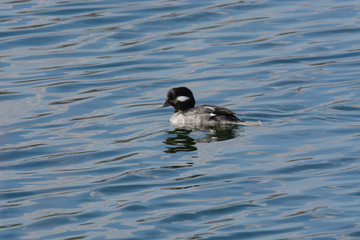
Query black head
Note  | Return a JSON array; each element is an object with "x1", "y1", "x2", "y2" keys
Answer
[{"x1": 160, "y1": 87, "x2": 196, "y2": 112}]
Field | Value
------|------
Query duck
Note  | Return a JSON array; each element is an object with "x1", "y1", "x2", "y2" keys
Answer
[{"x1": 160, "y1": 87, "x2": 261, "y2": 127}]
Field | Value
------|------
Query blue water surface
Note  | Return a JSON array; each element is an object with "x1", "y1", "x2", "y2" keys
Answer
[{"x1": 1, "y1": 0, "x2": 360, "y2": 239}]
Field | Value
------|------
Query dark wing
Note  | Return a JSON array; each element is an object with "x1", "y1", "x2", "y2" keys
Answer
[
  {"x1": 200, "y1": 104, "x2": 242, "y2": 122},
  {"x1": 199, "y1": 104, "x2": 236, "y2": 115}
]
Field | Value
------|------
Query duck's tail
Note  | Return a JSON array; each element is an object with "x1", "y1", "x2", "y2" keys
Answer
[{"x1": 235, "y1": 120, "x2": 262, "y2": 126}]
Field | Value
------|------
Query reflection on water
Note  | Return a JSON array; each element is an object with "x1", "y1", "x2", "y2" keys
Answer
[
  {"x1": 165, "y1": 129, "x2": 197, "y2": 153},
  {"x1": 164, "y1": 125, "x2": 242, "y2": 153}
]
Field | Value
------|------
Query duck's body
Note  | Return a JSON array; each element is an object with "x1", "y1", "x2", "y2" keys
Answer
[
  {"x1": 160, "y1": 87, "x2": 260, "y2": 127},
  {"x1": 169, "y1": 104, "x2": 245, "y2": 126}
]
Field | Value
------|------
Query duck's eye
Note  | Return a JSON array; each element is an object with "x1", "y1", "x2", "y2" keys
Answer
[{"x1": 176, "y1": 96, "x2": 190, "y2": 102}]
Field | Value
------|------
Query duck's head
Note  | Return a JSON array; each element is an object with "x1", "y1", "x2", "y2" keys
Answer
[{"x1": 160, "y1": 87, "x2": 196, "y2": 112}]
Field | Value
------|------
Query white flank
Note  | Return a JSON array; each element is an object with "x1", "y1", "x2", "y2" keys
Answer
[
  {"x1": 210, "y1": 113, "x2": 216, "y2": 117},
  {"x1": 176, "y1": 96, "x2": 190, "y2": 102}
]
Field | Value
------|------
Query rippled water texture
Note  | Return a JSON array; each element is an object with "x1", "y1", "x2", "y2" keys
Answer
[{"x1": 1, "y1": 0, "x2": 360, "y2": 239}]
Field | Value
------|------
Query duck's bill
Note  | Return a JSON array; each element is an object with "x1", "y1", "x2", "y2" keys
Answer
[{"x1": 159, "y1": 100, "x2": 171, "y2": 108}]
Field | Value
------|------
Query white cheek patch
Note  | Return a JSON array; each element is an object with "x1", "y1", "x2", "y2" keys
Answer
[{"x1": 176, "y1": 96, "x2": 190, "y2": 102}]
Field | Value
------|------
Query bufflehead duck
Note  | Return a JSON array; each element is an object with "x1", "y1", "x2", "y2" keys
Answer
[{"x1": 160, "y1": 87, "x2": 261, "y2": 127}]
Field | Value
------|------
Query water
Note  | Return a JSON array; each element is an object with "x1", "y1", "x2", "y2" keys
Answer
[{"x1": 1, "y1": 0, "x2": 360, "y2": 239}]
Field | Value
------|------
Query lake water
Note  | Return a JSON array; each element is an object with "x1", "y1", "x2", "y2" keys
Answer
[{"x1": 1, "y1": 0, "x2": 360, "y2": 239}]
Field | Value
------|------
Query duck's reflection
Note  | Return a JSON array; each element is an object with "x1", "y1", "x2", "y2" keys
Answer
[
  {"x1": 164, "y1": 129, "x2": 197, "y2": 153},
  {"x1": 164, "y1": 124, "x2": 243, "y2": 153}
]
